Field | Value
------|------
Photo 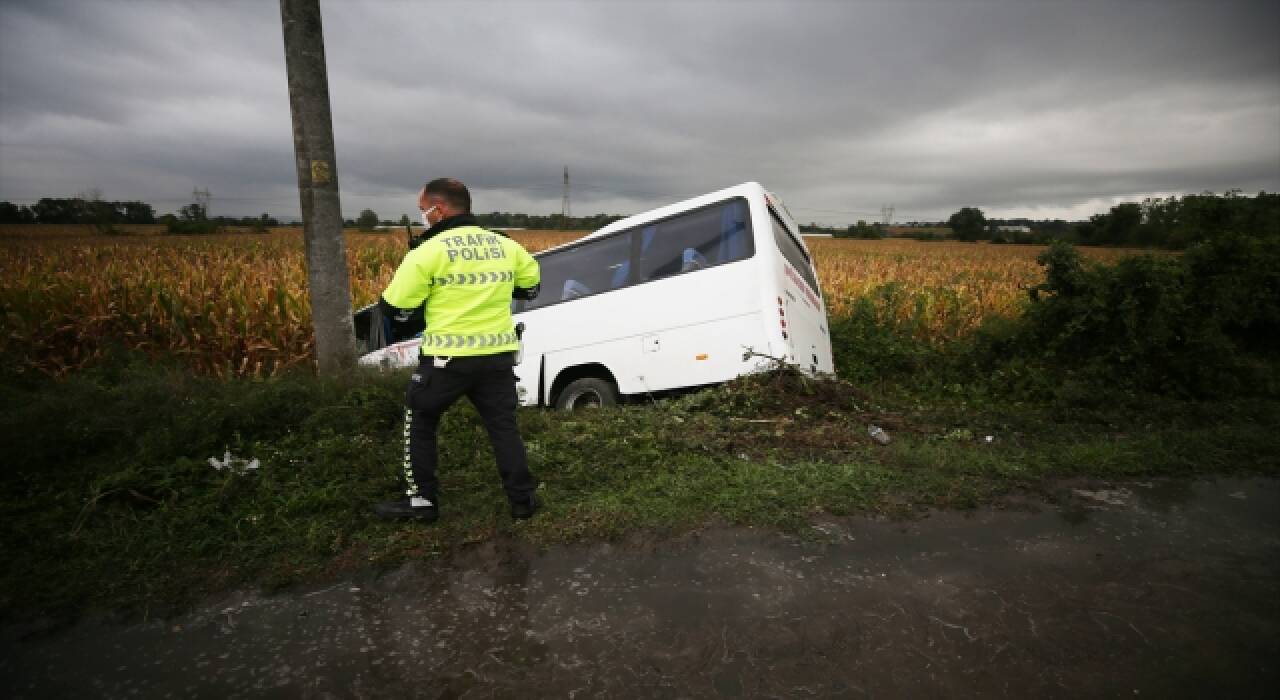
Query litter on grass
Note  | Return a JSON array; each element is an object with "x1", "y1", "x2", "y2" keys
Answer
[{"x1": 209, "y1": 450, "x2": 260, "y2": 475}]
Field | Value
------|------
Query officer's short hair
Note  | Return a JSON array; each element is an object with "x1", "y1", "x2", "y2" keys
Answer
[{"x1": 424, "y1": 178, "x2": 471, "y2": 213}]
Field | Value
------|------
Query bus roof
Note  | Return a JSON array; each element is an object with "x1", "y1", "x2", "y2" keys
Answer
[{"x1": 535, "y1": 181, "x2": 800, "y2": 258}]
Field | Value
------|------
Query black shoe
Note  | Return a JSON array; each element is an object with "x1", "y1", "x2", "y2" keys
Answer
[
  {"x1": 510, "y1": 494, "x2": 541, "y2": 520},
  {"x1": 374, "y1": 497, "x2": 438, "y2": 522}
]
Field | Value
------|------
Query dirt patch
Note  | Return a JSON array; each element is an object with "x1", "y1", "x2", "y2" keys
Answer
[{"x1": 5, "y1": 477, "x2": 1276, "y2": 698}]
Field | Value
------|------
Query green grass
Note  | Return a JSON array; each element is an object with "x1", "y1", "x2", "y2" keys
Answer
[{"x1": 2, "y1": 355, "x2": 1277, "y2": 622}]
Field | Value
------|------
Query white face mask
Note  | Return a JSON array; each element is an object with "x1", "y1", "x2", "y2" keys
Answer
[{"x1": 421, "y1": 206, "x2": 438, "y2": 229}]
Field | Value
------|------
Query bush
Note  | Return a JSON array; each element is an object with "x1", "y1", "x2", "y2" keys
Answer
[
  {"x1": 828, "y1": 284, "x2": 941, "y2": 384},
  {"x1": 974, "y1": 239, "x2": 1279, "y2": 397},
  {"x1": 166, "y1": 219, "x2": 221, "y2": 235},
  {"x1": 837, "y1": 221, "x2": 884, "y2": 240}
]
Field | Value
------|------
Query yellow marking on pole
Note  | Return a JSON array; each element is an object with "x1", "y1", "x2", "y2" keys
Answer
[{"x1": 310, "y1": 160, "x2": 331, "y2": 185}]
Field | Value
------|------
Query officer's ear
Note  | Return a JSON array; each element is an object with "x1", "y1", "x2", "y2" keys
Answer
[{"x1": 436, "y1": 199, "x2": 460, "y2": 219}]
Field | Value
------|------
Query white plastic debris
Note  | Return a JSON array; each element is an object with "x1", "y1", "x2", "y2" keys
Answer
[
  {"x1": 867, "y1": 425, "x2": 891, "y2": 445},
  {"x1": 209, "y1": 450, "x2": 261, "y2": 475}
]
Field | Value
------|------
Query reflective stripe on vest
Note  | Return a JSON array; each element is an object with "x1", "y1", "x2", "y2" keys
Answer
[
  {"x1": 421, "y1": 332, "x2": 519, "y2": 349},
  {"x1": 431, "y1": 271, "x2": 515, "y2": 287}
]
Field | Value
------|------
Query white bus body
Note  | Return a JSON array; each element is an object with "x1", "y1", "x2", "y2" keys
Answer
[{"x1": 357, "y1": 182, "x2": 834, "y2": 407}]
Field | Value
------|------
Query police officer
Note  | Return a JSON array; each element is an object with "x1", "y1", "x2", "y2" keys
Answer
[{"x1": 374, "y1": 178, "x2": 541, "y2": 522}]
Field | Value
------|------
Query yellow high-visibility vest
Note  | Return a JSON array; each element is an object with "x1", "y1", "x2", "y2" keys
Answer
[{"x1": 382, "y1": 226, "x2": 540, "y2": 356}]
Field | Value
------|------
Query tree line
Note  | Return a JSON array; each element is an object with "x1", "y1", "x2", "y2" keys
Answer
[
  {"x1": 0, "y1": 197, "x2": 283, "y2": 234},
  {"x1": 0, "y1": 197, "x2": 157, "y2": 226},
  {"x1": 473, "y1": 211, "x2": 624, "y2": 231},
  {"x1": 795, "y1": 191, "x2": 1278, "y2": 249},
  {"x1": 0, "y1": 196, "x2": 623, "y2": 234},
  {"x1": 946, "y1": 191, "x2": 1279, "y2": 248},
  {"x1": 6, "y1": 190, "x2": 1275, "y2": 247},
  {"x1": 348, "y1": 209, "x2": 627, "y2": 233}
]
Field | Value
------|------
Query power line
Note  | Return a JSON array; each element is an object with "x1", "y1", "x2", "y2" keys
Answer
[{"x1": 788, "y1": 204, "x2": 944, "y2": 221}]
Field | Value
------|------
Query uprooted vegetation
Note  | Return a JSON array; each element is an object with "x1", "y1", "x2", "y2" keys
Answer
[{"x1": 659, "y1": 361, "x2": 915, "y2": 460}]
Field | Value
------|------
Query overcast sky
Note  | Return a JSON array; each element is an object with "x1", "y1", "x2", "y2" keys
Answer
[{"x1": 1, "y1": 0, "x2": 1277, "y2": 224}]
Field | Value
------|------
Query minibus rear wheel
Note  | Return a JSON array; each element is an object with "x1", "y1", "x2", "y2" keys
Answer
[{"x1": 555, "y1": 378, "x2": 619, "y2": 411}]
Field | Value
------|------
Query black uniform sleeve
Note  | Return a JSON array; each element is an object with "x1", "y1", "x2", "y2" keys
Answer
[
  {"x1": 512, "y1": 283, "x2": 540, "y2": 300},
  {"x1": 378, "y1": 294, "x2": 414, "y2": 320}
]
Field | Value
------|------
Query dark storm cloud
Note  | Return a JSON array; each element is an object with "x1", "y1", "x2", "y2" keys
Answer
[{"x1": 1, "y1": 0, "x2": 1277, "y2": 223}]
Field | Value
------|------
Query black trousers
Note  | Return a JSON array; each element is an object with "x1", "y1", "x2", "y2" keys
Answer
[{"x1": 403, "y1": 352, "x2": 536, "y2": 505}]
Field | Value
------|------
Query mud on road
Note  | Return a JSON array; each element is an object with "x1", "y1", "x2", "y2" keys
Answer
[{"x1": 4, "y1": 477, "x2": 1278, "y2": 698}]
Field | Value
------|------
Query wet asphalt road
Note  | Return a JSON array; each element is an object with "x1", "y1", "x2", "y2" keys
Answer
[{"x1": 3, "y1": 477, "x2": 1278, "y2": 698}]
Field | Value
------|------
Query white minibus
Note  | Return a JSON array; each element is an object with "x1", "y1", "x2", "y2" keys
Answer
[{"x1": 356, "y1": 182, "x2": 835, "y2": 409}]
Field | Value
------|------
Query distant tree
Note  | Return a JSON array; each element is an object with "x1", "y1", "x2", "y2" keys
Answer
[
  {"x1": 948, "y1": 207, "x2": 987, "y2": 242},
  {"x1": 180, "y1": 202, "x2": 207, "y2": 222},
  {"x1": 840, "y1": 220, "x2": 883, "y2": 239},
  {"x1": 356, "y1": 209, "x2": 379, "y2": 232},
  {"x1": 474, "y1": 211, "x2": 624, "y2": 231},
  {"x1": 167, "y1": 199, "x2": 220, "y2": 234},
  {"x1": 0, "y1": 201, "x2": 36, "y2": 224},
  {"x1": 80, "y1": 189, "x2": 121, "y2": 235},
  {"x1": 1107, "y1": 203, "x2": 1142, "y2": 244},
  {"x1": 250, "y1": 212, "x2": 273, "y2": 234},
  {"x1": 32, "y1": 198, "x2": 83, "y2": 223},
  {"x1": 121, "y1": 201, "x2": 156, "y2": 224}
]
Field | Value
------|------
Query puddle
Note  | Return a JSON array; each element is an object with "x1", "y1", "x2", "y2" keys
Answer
[
  {"x1": 1071, "y1": 487, "x2": 1133, "y2": 506},
  {"x1": 3, "y1": 477, "x2": 1278, "y2": 698}
]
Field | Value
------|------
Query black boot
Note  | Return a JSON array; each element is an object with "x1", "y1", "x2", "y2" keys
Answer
[
  {"x1": 374, "y1": 496, "x2": 438, "y2": 522},
  {"x1": 510, "y1": 494, "x2": 541, "y2": 520}
]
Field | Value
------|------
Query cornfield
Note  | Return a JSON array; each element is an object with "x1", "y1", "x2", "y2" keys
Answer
[
  {"x1": 806, "y1": 238, "x2": 1143, "y2": 342},
  {"x1": 0, "y1": 226, "x2": 1146, "y2": 376}
]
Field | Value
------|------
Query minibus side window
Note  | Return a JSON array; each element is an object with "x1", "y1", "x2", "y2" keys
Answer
[
  {"x1": 518, "y1": 197, "x2": 755, "y2": 312},
  {"x1": 770, "y1": 212, "x2": 819, "y2": 294},
  {"x1": 636, "y1": 199, "x2": 753, "y2": 282},
  {"x1": 523, "y1": 231, "x2": 633, "y2": 311}
]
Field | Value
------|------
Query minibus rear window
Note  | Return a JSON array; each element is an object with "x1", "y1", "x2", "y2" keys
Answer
[{"x1": 769, "y1": 210, "x2": 819, "y2": 294}]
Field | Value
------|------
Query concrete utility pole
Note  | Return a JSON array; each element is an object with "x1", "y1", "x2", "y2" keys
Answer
[{"x1": 280, "y1": 0, "x2": 355, "y2": 374}]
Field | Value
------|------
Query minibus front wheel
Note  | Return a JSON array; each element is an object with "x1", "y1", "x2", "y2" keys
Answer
[{"x1": 555, "y1": 378, "x2": 619, "y2": 411}]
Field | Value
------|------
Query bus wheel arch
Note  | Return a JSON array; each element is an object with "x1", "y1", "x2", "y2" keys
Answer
[{"x1": 550, "y1": 364, "x2": 620, "y2": 410}]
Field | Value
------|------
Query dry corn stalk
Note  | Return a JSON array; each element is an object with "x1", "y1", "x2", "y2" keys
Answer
[{"x1": 0, "y1": 227, "x2": 1148, "y2": 376}]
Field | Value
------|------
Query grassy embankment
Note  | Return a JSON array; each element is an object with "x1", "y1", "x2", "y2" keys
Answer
[
  {"x1": 1, "y1": 228, "x2": 1276, "y2": 621},
  {"x1": 3, "y1": 355, "x2": 1276, "y2": 622}
]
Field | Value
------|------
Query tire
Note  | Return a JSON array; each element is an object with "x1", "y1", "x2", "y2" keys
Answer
[{"x1": 555, "y1": 377, "x2": 619, "y2": 411}]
